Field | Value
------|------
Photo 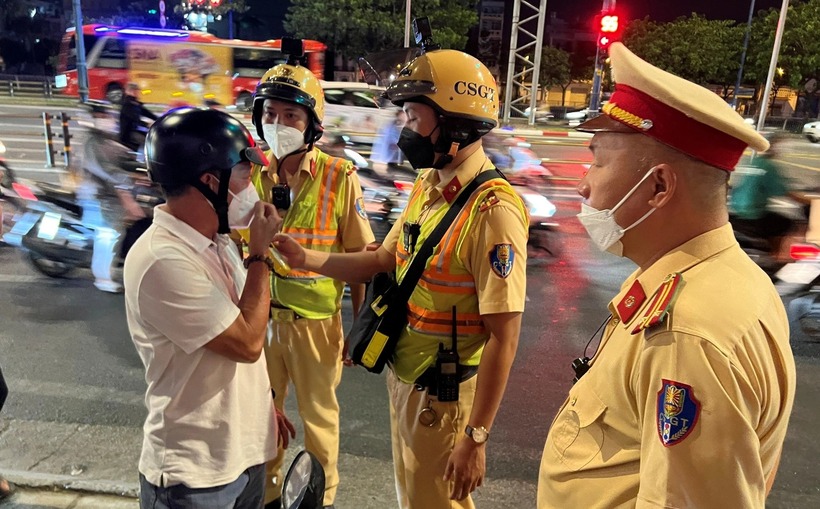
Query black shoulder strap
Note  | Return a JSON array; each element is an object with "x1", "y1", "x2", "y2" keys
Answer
[{"x1": 394, "y1": 168, "x2": 505, "y2": 302}]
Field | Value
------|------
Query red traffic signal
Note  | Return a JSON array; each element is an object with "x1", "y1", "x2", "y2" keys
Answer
[
  {"x1": 600, "y1": 14, "x2": 619, "y2": 33},
  {"x1": 596, "y1": 11, "x2": 622, "y2": 49}
]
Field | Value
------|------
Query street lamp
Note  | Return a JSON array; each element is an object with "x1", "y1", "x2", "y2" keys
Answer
[{"x1": 404, "y1": 0, "x2": 411, "y2": 47}]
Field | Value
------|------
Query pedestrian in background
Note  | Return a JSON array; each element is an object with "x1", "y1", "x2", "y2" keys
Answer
[
  {"x1": 273, "y1": 47, "x2": 528, "y2": 509},
  {"x1": 371, "y1": 108, "x2": 407, "y2": 175},
  {"x1": 124, "y1": 108, "x2": 294, "y2": 509},
  {"x1": 250, "y1": 55, "x2": 374, "y2": 509},
  {"x1": 119, "y1": 83, "x2": 157, "y2": 151},
  {"x1": 537, "y1": 43, "x2": 796, "y2": 508}
]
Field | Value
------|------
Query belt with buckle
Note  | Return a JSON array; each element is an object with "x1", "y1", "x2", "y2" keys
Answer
[
  {"x1": 270, "y1": 305, "x2": 303, "y2": 322},
  {"x1": 413, "y1": 364, "x2": 478, "y2": 394}
]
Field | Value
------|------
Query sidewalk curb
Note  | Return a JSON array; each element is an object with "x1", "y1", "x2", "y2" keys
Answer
[{"x1": 0, "y1": 469, "x2": 139, "y2": 499}]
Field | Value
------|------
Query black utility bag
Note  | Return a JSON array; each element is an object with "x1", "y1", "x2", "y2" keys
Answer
[{"x1": 347, "y1": 170, "x2": 503, "y2": 374}]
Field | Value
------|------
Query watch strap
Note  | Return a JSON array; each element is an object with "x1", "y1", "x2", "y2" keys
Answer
[{"x1": 244, "y1": 254, "x2": 275, "y2": 272}]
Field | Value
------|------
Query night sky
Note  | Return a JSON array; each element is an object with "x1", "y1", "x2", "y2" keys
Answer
[
  {"x1": 242, "y1": 0, "x2": 787, "y2": 41},
  {"x1": 551, "y1": 0, "x2": 785, "y2": 23}
]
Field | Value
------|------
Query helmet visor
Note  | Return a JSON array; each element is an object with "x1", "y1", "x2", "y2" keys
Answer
[
  {"x1": 384, "y1": 80, "x2": 436, "y2": 104},
  {"x1": 256, "y1": 81, "x2": 316, "y2": 113},
  {"x1": 243, "y1": 146, "x2": 269, "y2": 167}
]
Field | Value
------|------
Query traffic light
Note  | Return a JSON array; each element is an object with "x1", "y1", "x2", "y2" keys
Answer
[{"x1": 596, "y1": 12, "x2": 621, "y2": 50}]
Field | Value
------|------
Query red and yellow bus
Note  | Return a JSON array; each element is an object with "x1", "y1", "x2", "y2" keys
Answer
[{"x1": 56, "y1": 25, "x2": 326, "y2": 109}]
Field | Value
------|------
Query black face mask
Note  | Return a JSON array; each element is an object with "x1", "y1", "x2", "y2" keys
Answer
[{"x1": 397, "y1": 126, "x2": 439, "y2": 170}]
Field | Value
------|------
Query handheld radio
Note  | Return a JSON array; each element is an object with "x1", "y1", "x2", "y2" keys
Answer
[{"x1": 436, "y1": 306, "x2": 460, "y2": 402}]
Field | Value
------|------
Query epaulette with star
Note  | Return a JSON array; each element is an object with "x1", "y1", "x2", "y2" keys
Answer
[{"x1": 631, "y1": 272, "x2": 684, "y2": 335}]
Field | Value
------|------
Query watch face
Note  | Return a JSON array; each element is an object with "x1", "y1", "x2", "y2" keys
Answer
[{"x1": 470, "y1": 426, "x2": 489, "y2": 443}]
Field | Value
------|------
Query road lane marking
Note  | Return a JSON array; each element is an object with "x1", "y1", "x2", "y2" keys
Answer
[
  {"x1": 0, "y1": 274, "x2": 45, "y2": 283},
  {"x1": 9, "y1": 378, "x2": 145, "y2": 406}
]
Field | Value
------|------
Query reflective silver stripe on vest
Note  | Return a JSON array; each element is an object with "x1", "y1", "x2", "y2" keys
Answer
[
  {"x1": 288, "y1": 232, "x2": 338, "y2": 242},
  {"x1": 420, "y1": 274, "x2": 476, "y2": 288}
]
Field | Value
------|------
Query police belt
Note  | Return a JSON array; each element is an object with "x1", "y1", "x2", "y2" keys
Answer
[
  {"x1": 413, "y1": 364, "x2": 478, "y2": 395},
  {"x1": 270, "y1": 304, "x2": 303, "y2": 322}
]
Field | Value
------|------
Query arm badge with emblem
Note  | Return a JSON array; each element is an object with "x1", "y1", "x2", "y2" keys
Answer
[{"x1": 657, "y1": 379, "x2": 700, "y2": 446}]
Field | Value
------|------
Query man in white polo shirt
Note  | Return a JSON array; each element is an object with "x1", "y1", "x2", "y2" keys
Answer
[{"x1": 124, "y1": 107, "x2": 295, "y2": 509}]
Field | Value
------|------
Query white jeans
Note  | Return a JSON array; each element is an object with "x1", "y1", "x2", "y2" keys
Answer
[{"x1": 80, "y1": 199, "x2": 120, "y2": 283}]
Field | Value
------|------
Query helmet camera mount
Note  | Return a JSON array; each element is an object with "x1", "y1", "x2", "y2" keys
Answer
[
  {"x1": 413, "y1": 17, "x2": 440, "y2": 53},
  {"x1": 281, "y1": 37, "x2": 305, "y2": 66}
]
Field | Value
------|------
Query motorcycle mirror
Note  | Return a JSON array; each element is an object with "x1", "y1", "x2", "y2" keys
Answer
[{"x1": 282, "y1": 450, "x2": 326, "y2": 509}]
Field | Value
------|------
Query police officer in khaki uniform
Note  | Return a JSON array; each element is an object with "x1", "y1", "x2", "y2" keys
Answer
[
  {"x1": 249, "y1": 56, "x2": 375, "y2": 509},
  {"x1": 273, "y1": 45, "x2": 528, "y2": 509},
  {"x1": 537, "y1": 43, "x2": 796, "y2": 508}
]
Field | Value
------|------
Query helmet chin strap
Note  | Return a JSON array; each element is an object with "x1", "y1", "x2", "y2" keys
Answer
[
  {"x1": 192, "y1": 169, "x2": 232, "y2": 234},
  {"x1": 432, "y1": 141, "x2": 460, "y2": 169}
]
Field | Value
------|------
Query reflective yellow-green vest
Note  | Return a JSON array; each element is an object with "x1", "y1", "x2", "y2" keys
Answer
[
  {"x1": 251, "y1": 150, "x2": 350, "y2": 319},
  {"x1": 392, "y1": 169, "x2": 527, "y2": 383}
]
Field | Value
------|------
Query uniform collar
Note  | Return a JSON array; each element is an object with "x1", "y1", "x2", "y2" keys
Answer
[
  {"x1": 608, "y1": 223, "x2": 737, "y2": 324},
  {"x1": 422, "y1": 148, "x2": 490, "y2": 203},
  {"x1": 153, "y1": 205, "x2": 215, "y2": 253},
  {"x1": 261, "y1": 147, "x2": 318, "y2": 181}
]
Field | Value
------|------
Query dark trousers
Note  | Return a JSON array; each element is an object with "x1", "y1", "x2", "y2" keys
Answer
[{"x1": 139, "y1": 463, "x2": 266, "y2": 509}]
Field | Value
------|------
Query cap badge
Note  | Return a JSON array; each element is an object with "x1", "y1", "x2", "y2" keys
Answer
[{"x1": 603, "y1": 102, "x2": 654, "y2": 131}]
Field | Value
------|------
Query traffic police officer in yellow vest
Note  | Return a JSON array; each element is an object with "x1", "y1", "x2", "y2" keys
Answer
[
  {"x1": 273, "y1": 45, "x2": 529, "y2": 509},
  {"x1": 537, "y1": 43, "x2": 796, "y2": 508},
  {"x1": 250, "y1": 56, "x2": 375, "y2": 509}
]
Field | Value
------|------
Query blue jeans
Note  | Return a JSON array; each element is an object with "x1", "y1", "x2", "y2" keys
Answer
[{"x1": 139, "y1": 463, "x2": 265, "y2": 509}]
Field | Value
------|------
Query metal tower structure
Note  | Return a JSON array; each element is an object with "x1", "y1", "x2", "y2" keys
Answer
[{"x1": 502, "y1": 0, "x2": 547, "y2": 126}]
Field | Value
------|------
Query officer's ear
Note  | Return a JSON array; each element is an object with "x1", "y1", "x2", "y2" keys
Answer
[{"x1": 648, "y1": 164, "x2": 676, "y2": 209}]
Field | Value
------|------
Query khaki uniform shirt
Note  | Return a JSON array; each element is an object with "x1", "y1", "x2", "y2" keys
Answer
[
  {"x1": 255, "y1": 147, "x2": 374, "y2": 252},
  {"x1": 538, "y1": 224, "x2": 796, "y2": 508},
  {"x1": 383, "y1": 147, "x2": 529, "y2": 315}
]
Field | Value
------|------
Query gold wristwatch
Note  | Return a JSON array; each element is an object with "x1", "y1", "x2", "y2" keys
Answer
[{"x1": 465, "y1": 425, "x2": 490, "y2": 444}]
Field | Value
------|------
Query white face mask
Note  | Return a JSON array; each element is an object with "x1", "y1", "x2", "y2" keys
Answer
[
  {"x1": 577, "y1": 167, "x2": 658, "y2": 256},
  {"x1": 262, "y1": 123, "x2": 306, "y2": 160},
  {"x1": 227, "y1": 183, "x2": 260, "y2": 230}
]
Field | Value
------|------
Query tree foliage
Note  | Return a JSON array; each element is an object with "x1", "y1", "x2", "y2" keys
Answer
[
  {"x1": 284, "y1": 0, "x2": 478, "y2": 60},
  {"x1": 538, "y1": 46, "x2": 570, "y2": 89},
  {"x1": 623, "y1": 14, "x2": 743, "y2": 88},
  {"x1": 745, "y1": 0, "x2": 820, "y2": 91}
]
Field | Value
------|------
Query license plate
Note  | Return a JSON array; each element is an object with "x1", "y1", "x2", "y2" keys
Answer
[
  {"x1": 8, "y1": 211, "x2": 41, "y2": 236},
  {"x1": 37, "y1": 212, "x2": 61, "y2": 240},
  {"x1": 776, "y1": 262, "x2": 820, "y2": 285}
]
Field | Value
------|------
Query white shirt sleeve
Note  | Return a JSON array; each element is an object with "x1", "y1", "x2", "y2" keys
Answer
[{"x1": 136, "y1": 255, "x2": 241, "y2": 355}]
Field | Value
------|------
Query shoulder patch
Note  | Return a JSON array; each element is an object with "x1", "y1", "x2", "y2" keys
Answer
[
  {"x1": 489, "y1": 243, "x2": 515, "y2": 278},
  {"x1": 479, "y1": 191, "x2": 501, "y2": 212},
  {"x1": 632, "y1": 273, "x2": 683, "y2": 335},
  {"x1": 657, "y1": 379, "x2": 700, "y2": 447},
  {"x1": 355, "y1": 196, "x2": 367, "y2": 219},
  {"x1": 346, "y1": 165, "x2": 358, "y2": 176}
]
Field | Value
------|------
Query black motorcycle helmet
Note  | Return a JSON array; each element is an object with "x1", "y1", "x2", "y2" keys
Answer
[
  {"x1": 145, "y1": 107, "x2": 268, "y2": 233},
  {"x1": 282, "y1": 450, "x2": 326, "y2": 509}
]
